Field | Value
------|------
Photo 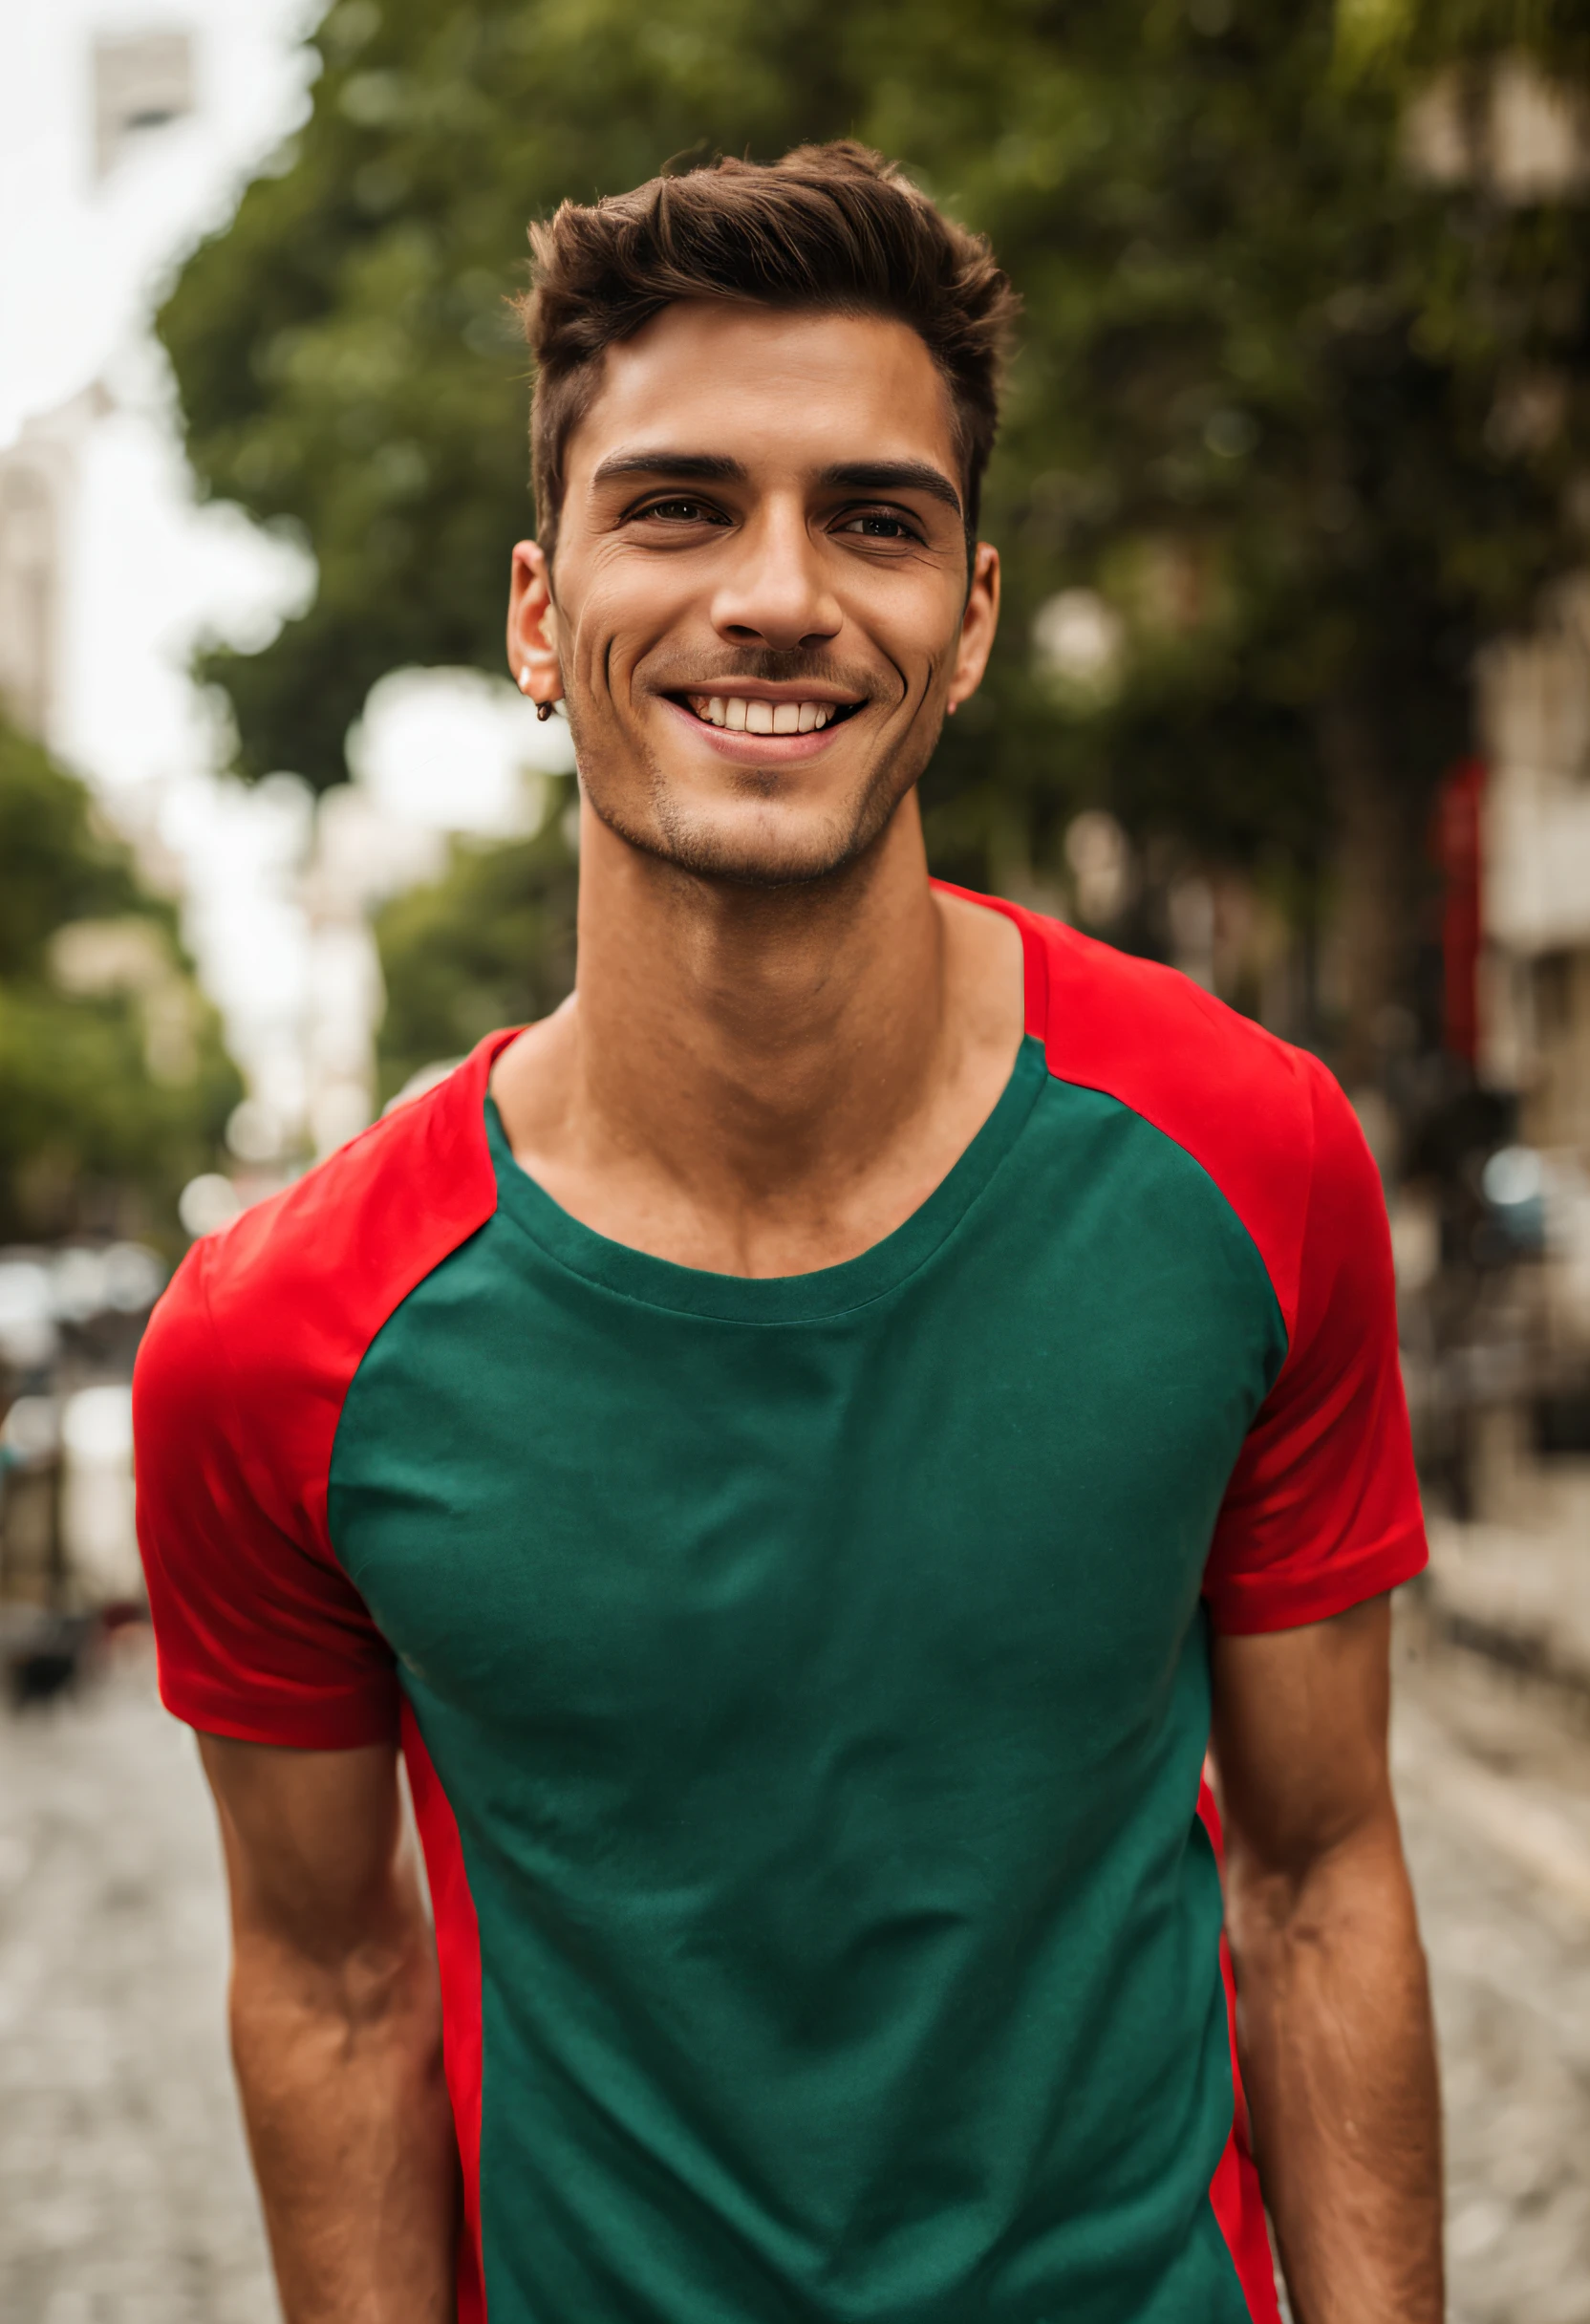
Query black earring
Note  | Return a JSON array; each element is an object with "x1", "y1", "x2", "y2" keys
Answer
[{"x1": 536, "y1": 700, "x2": 554, "y2": 723}]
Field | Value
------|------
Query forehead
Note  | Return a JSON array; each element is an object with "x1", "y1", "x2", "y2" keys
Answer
[{"x1": 562, "y1": 300, "x2": 959, "y2": 495}]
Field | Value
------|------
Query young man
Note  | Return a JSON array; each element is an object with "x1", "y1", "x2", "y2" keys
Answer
[{"x1": 136, "y1": 144, "x2": 1442, "y2": 2323}]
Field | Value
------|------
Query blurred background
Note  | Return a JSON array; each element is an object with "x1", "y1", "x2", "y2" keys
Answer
[{"x1": 4, "y1": 1, "x2": 1590, "y2": 2317}]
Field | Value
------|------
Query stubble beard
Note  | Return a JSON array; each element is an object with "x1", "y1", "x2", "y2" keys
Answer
[{"x1": 565, "y1": 678, "x2": 941, "y2": 894}]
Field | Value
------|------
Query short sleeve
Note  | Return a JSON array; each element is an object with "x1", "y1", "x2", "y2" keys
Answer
[
  {"x1": 1202, "y1": 1054, "x2": 1429, "y2": 1633},
  {"x1": 134, "y1": 1238, "x2": 399, "y2": 1748}
]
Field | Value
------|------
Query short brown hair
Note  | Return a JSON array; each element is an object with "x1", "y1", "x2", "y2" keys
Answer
[{"x1": 516, "y1": 141, "x2": 1019, "y2": 562}]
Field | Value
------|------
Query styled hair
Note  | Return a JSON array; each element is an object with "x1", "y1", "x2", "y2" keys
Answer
[{"x1": 515, "y1": 141, "x2": 1020, "y2": 561}]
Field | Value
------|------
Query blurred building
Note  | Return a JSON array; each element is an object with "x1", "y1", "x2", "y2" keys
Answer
[
  {"x1": 1477, "y1": 600, "x2": 1590, "y2": 1364},
  {"x1": 1405, "y1": 43, "x2": 1590, "y2": 1163},
  {"x1": 1479, "y1": 593, "x2": 1590, "y2": 1144},
  {"x1": 0, "y1": 387, "x2": 108, "y2": 746},
  {"x1": 1363, "y1": 57, "x2": 1590, "y2": 1525},
  {"x1": 92, "y1": 28, "x2": 195, "y2": 181},
  {"x1": 1, "y1": 10, "x2": 581, "y2": 1190},
  {"x1": 0, "y1": 0, "x2": 320, "y2": 1145}
]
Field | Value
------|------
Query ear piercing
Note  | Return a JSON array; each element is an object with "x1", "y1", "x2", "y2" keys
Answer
[{"x1": 518, "y1": 664, "x2": 556, "y2": 720}]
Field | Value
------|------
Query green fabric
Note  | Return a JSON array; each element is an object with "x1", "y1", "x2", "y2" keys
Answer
[{"x1": 329, "y1": 1035, "x2": 1286, "y2": 2320}]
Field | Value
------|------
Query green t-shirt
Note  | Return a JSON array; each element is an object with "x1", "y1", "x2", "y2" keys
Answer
[{"x1": 136, "y1": 893, "x2": 1427, "y2": 2323}]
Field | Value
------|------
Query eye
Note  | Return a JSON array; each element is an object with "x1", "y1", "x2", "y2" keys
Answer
[
  {"x1": 633, "y1": 497, "x2": 728, "y2": 526},
  {"x1": 834, "y1": 508, "x2": 926, "y2": 544}
]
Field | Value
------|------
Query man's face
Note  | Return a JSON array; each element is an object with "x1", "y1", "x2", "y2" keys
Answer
[{"x1": 508, "y1": 301, "x2": 999, "y2": 887}]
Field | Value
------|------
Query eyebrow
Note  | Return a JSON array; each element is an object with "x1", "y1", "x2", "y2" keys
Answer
[
  {"x1": 818, "y1": 461, "x2": 962, "y2": 517},
  {"x1": 590, "y1": 452, "x2": 745, "y2": 488},
  {"x1": 589, "y1": 450, "x2": 963, "y2": 518}
]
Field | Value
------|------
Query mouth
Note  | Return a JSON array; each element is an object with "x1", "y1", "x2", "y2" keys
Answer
[{"x1": 673, "y1": 691, "x2": 864, "y2": 737}]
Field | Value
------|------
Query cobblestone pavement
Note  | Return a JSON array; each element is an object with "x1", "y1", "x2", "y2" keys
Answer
[
  {"x1": 0, "y1": 1636, "x2": 276, "y2": 2324},
  {"x1": 2, "y1": 1624, "x2": 1589, "y2": 2320},
  {"x1": 1393, "y1": 1614, "x2": 1590, "y2": 2324}
]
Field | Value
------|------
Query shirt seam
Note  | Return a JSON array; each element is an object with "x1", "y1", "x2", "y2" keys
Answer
[
  {"x1": 1033, "y1": 1049, "x2": 1293, "y2": 1399},
  {"x1": 487, "y1": 1044, "x2": 1049, "y2": 1328},
  {"x1": 1035, "y1": 918, "x2": 1317, "y2": 1366},
  {"x1": 1031, "y1": 1072, "x2": 1300, "y2": 1390}
]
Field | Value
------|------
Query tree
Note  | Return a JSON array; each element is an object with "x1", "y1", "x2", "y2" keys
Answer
[
  {"x1": 0, "y1": 718, "x2": 242, "y2": 1246},
  {"x1": 158, "y1": 0, "x2": 1590, "y2": 1072},
  {"x1": 887, "y1": 0, "x2": 1590, "y2": 1072},
  {"x1": 374, "y1": 817, "x2": 576, "y2": 1104}
]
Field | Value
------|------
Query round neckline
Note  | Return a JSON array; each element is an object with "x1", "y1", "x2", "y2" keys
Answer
[{"x1": 485, "y1": 1034, "x2": 1048, "y2": 1324}]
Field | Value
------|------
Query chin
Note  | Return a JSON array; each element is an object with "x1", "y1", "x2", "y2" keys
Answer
[
  {"x1": 644, "y1": 813, "x2": 871, "y2": 890},
  {"x1": 592, "y1": 771, "x2": 906, "y2": 892}
]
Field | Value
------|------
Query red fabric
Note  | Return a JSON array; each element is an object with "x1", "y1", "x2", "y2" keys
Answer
[
  {"x1": 935, "y1": 888, "x2": 1429, "y2": 1634},
  {"x1": 142, "y1": 893, "x2": 1425, "y2": 1693},
  {"x1": 1200, "y1": 1044, "x2": 1427, "y2": 1632},
  {"x1": 1432, "y1": 759, "x2": 1485, "y2": 1065},
  {"x1": 404, "y1": 1703, "x2": 487, "y2": 2323},
  {"x1": 134, "y1": 1032, "x2": 512, "y2": 1745},
  {"x1": 1196, "y1": 1780, "x2": 1282, "y2": 2321}
]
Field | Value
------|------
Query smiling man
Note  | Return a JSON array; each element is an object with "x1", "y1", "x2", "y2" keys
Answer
[{"x1": 135, "y1": 145, "x2": 1442, "y2": 2324}]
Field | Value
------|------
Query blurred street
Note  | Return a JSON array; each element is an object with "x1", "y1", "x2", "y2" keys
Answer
[
  {"x1": 0, "y1": 1636, "x2": 276, "y2": 2324},
  {"x1": 0, "y1": 1618, "x2": 1587, "y2": 2322},
  {"x1": 3, "y1": 7, "x2": 1589, "y2": 2320},
  {"x1": 1396, "y1": 1617, "x2": 1590, "y2": 2324}
]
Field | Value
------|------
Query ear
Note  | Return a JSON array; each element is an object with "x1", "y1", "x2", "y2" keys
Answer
[
  {"x1": 947, "y1": 542, "x2": 1000, "y2": 713},
  {"x1": 506, "y1": 541, "x2": 563, "y2": 708}
]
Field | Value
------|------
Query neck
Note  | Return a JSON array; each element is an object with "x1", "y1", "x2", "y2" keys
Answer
[{"x1": 568, "y1": 789, "x2": 948, "y2": 1207}]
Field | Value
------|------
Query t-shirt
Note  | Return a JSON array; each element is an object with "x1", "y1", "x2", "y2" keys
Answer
[{"x1": 134, "y1": 890, "x2": 1428, "y2": 2324}]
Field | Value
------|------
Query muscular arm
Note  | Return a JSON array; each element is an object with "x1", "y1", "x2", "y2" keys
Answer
[
  {"x1": 198, "y1": 1733, "x2": 458, "y2": 2323},
  {"x1": 1210, "y1": 1595, "x2": 1443, "y2": 2323}
]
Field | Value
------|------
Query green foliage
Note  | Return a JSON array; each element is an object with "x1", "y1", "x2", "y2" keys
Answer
[
  {"x1": 0, "y1": 724, "x2": 151, "y2": 974},
  {"x1": 909, "y1": 0, "x2": 1583, "y2": 888},
  {"x1": 375, "y1": 813, "x2": 577, "y2": 1101},
  {"x1": 159, "y1": 0, "x2": 1590, "y2": 1048},
  {"x1": 0, "y1": 720, "x2": 242, "y2": 1246}
]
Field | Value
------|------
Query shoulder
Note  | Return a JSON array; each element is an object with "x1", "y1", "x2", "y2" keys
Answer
[
  {"x1": 999, "y1": 901, "x2": 1364, "y2": 1344},
  {"x1": 1021, "y1": 908, "x2": 1310, "y2": 1109},
  {"x1": 135, "y1": 1033, "x2": 508, "y2": 1476}
]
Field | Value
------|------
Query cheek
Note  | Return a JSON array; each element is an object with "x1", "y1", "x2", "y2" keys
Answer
[
  {"x1": 847, "y1": 572, "x2": 961, "y2": 686},
  {"x1": 568, "y1": 571, "x2": 684, "y2": 701}
]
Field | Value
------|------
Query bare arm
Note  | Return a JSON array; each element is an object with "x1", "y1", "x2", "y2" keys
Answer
[
  {"x1": 1211, "y1": 1595, "x2": 1442, "y2": 2323},
  {"x1": 199, "y1": 1733, "x2": 458, "y2": 2323}
]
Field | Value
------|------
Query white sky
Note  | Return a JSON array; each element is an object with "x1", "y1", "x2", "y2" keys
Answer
[
  {"x1": 2, "y1": 0, "x2": 320, "y2": 785},
  {"x1": 0, "y1": 0, "x2": 571, "y2": 1100}
]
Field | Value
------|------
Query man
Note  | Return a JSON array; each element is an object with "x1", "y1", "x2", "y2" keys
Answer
[{"x1": 136, "y1": 143, "x2": 1442, "y2": 2323}]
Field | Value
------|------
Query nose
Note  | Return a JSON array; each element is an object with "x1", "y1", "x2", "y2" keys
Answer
[{"x1": 708, "y1": 495, "x2": 842, "y2": 653}]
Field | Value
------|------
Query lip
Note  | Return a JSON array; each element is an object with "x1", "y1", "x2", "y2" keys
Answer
[
  {"x1": 655, "y1": 691, "x2": 864, "y2": 764},
  {"x1": 674, "y1": 679, "x2": 865, "y2": 707}
]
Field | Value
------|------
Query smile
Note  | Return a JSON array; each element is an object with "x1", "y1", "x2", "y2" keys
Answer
[{"x1": 680, "y1": 694, "x2": 860, "y2": 735}]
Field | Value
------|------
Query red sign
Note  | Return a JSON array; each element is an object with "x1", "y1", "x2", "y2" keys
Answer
[{"x1": 1432, "y1": 759, "x2": 1486, "y2": 1065}]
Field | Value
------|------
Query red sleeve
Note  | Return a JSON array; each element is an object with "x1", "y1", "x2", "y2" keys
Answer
[
  {"x1": 134, "y1": 1236, "x2": 399, "y2": 1749},
  {"x1": 1202, "y1": 1054, "x2": 1429, "y2": 1634}
]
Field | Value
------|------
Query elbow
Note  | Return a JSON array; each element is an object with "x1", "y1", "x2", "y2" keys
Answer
[
  {"x1": 227, "y1": 1911, "x2": 442, "y2": 2079},
  {"x1": 1222, "y1": 1802, "x2": 1425, "y2": 1990}
]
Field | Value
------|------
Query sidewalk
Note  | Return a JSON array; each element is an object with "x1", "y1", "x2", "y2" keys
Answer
[
  {"x1": 1423, "y1": 1459, "x2": 1590, "y2": 1698},
  {"x1": 0, "y1": 1634, "x2": 276, "y2": 2323}
]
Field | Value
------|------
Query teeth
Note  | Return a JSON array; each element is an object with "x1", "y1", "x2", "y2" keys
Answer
[{"x1": 688, "y1": 697, "x2": 845, "y2": 732}]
